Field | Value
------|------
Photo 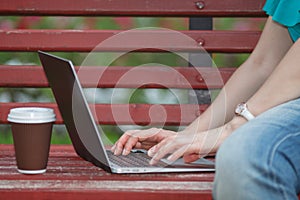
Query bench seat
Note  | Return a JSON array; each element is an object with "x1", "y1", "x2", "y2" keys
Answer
[{"x1": 0, "y1": 144, "x2": 215, "y2": 200}]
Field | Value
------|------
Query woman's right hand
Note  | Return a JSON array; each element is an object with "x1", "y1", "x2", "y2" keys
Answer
[{"x1": 111, "y1": 127, "x2": 177, "y2": 156}]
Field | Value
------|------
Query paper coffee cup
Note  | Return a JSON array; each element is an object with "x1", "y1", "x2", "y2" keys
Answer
[{"x1": 7, "y1": 107, "x2": 56, "y2": 174}]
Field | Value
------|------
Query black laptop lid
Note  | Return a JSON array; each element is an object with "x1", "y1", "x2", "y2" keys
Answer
[{"x1": 38, "y1": 51, "x2": 111, "y2": 172}]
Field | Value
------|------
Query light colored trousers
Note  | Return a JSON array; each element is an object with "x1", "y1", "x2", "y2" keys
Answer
[{"x1": 213, "y1": 98, "x2": 300, "y2": 200}]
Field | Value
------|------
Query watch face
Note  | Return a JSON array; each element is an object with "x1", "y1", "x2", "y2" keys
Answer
[
  {"x1": 234, "y1": 102, "x2": 254, "y2": 120},
  {"x1": 235, "y1": 103, "x2": 245, "y2": 114}
]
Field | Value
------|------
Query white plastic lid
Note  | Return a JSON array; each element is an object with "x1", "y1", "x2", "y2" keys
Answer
[{"x1": 7, "y1": 107, "x2": 56, "y2": 124}]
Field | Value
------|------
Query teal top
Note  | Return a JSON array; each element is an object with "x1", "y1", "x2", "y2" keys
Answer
[{"x1": 263, "y1": 0, "x2": 300, "y2": 42}]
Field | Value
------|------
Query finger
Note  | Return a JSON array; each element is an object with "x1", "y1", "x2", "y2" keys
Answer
[
  {"x1": 166, "y1": 145, "x2": 188, "y2": 162},
  {"x1": 147, "y1": 131, "x2": 178, "y2": 157},
  {"x1": 134, "y1": 141, "x2": 157, "y2": 150},
  {"x1": 114, "y1": 128, "x2": 163, "y2": 155},
  {"x1": 122, "y1": 134, "x2": 141, "y2": 155},
  {"x1": 183, "y1": 153, "x2": 201, "y2": 163},
  {"x1": 147, "y1": 144, "x2": 158, "y2": 157},
  {"x1": 165, "y1": 133, "x2": 202, "y2": 163},
  {"x1": 112, "y1": 130, "x2": 139, "y2": 155},
  {"x1": 138, "y1": 128, "x2": 163, "y2": 141},
  {"x1": 122, "y1": 128, "x2": 165, "y2": 155},
  {"x1": 147, "y1": 137, "x2": 168, "y2": 157},
  {"x1": 149, "y1": 139, "x2": 176, "y2": 165}
]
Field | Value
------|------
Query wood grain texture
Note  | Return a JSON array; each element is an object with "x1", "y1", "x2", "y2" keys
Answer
[
  {"x1": 0, "y1": 145, "x2": 214, "y2": 200},
  {"x1": 0, "y1": 65, "x2": 234, "y2": 88},
  {"x1": 0, "y1": 0, "x2": 266, "y2": 17},
  {"x1": 0, "y1": 30, "x2": 260, "y2": 53},
  {"x1": 0, "y1": 102, "x2": 208, "y2": 125}
]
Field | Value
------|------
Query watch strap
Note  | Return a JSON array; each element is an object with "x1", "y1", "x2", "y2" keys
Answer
[{"x1": 240, "y1": 109, "x2": 255, "y2": 120}]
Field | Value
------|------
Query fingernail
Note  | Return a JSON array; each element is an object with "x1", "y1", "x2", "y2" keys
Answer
[
  {"x1": 148, "y1": 147, "x2": 156, "y2": 157},
  {"x1": 149, "y1": 158, "x2": 155, "y2": 165},
  {"x1": 114, "y1": 148, "x2": 121, "y2": 155},
  {"x1": 122, "y1": 149, "x2": 129, "y2": 156},
  {"x1": 111, "y1": 145, "x2": 116, "y2": 151},
  {"x1": 167, "y1": 154, "x2": 176, "y2": 162},
  {"x1": 113, "y1": 150, "x2": 118, "y2": 155}
]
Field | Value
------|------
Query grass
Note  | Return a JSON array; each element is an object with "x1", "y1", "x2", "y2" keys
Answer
[
  {"x1": 0, "y1": 125, "x2": 71, "y2": 144},
  {"x1": 0, "y1": 132, "x2": 72, "y2": 145},
  {"x1": 0, "y1": 124, "x2": 123, "y2": 145}
]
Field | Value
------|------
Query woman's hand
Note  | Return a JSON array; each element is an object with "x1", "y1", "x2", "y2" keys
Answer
[
  {"x1": 148, "y1": 116, "x2": 247, "y2": 165},
  {"x1": 111, "y1": 127, "x2": 177, "y2": 156},
  {"x1": 111, "y1": 116, "x2": 247, "y2": 164}
]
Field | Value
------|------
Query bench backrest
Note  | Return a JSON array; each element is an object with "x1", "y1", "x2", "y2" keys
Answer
[{"x1": 0, "y1": 0, "x2": 266, "y2": 135}]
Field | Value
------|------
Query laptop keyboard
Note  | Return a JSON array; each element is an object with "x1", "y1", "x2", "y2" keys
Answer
[{"x1": 106, "y1": 151, "x2": 168, "y2": 168}]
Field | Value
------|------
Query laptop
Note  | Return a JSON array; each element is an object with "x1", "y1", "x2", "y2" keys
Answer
[{"x1": 38, "y1": 51, "x2": 215, "y2": 173}]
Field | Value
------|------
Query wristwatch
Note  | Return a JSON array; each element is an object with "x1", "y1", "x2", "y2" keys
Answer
[{"x1": 235, "y1": 102, "x2": 255, "y2": 121}]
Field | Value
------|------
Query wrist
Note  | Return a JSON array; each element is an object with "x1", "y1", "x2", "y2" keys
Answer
[
  {"x1": 235, "y1": 102, "x2": 255, "y2": 121},
  {"x1": 226, "y1": 116, "x2": 247, "y2": 134}
]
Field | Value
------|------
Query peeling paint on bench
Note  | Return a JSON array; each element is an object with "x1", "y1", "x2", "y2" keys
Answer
[{"x1": 0, "y1": 180, "x2": 213, "y2": 191}]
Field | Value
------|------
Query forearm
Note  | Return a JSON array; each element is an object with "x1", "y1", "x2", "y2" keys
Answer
[
  {"x1": 185, "y1": 17, "x2": 293, "y2": 133},
  {"x1": 186, "y1": 61, "x2": 269, "y2": 132},
  {"x1": 185, "y1": 43, "x2": 300, "y2": 155},
  {"x1": 247, "y1": 39, "x2": 300, "y2": 116}
]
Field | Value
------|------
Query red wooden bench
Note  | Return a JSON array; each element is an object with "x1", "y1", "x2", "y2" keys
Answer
[
  {"x1": 0, "y1": 0, "x2": 266, "y2": 127},
  {"x1": 0, "y1": 0, "x2": 266, "y2": 199}
]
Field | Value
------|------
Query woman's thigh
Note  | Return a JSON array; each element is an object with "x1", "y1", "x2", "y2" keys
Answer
[{"x1": 213, "y1": 98, "x2": 300, "y2": 200}]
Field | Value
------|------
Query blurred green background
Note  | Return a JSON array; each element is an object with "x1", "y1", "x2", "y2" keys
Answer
[{"x1": 0, "y1": 16, "x2": 265, "y2": 144}]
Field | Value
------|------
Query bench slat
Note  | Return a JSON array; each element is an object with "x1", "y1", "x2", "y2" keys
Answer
[
  {"x1": 0, "y1": 103, "x2": 208, "y2": 125},
  {"x1": 0, "y1": 30, "x2": 261, "y2": 53},
  {"x1": 1, "y1": 0, "x2": 266, "y2": 17},
  {"x1": 0, "y1": 145, "x2": 214, "y2": 200},
  {"x1": 0, "y1": 65, "x2": 234, "y2": 89},
  {"x1": 1, "y1": 145, "x2": 215, "y2": 182}
]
